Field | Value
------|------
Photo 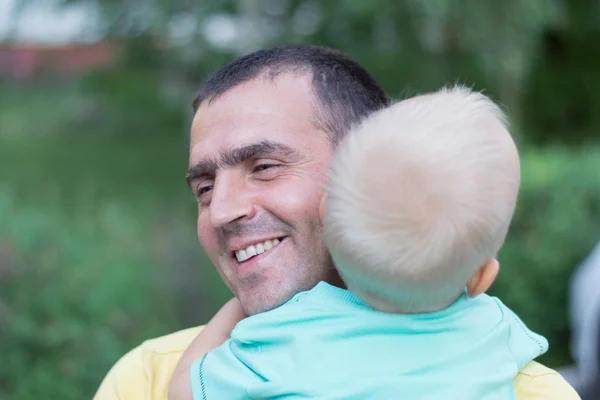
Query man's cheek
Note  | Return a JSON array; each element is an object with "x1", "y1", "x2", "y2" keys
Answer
[
  {"x1": 274, "y1": 181, "x2": 323, "y2": 216},
  {"x1": 197, "y1": 216, "x2": 217, "y2": 254}
]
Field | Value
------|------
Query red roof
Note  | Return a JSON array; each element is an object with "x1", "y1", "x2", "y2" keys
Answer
[{"x1": 0, "y1": 41, "x2": 113, "y2": 79}]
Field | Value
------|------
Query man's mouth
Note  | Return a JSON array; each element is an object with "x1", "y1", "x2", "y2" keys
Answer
[{"x1": 234, "y1": 237, "x2": 285, "y2": 263}]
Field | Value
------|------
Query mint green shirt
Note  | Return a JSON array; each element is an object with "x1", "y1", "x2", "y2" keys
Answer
[{"x1": 191, "y1": 282, "x2": 548, "y2": 399}]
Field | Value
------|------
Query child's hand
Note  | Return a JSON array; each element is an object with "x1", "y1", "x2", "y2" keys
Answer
[{"x1": 168, "y1": 298, "x2": 247, "y2": 400}]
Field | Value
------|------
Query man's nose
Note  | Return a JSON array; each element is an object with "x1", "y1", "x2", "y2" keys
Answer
[{"x1": 208, "y1": 173, "x2": 255, "y2": 228}]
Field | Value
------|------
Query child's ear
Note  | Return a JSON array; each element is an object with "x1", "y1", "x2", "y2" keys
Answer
[
  {"x1": 319, "y1": 193, "x2": 327, "y2": 226},
  {"x1": 466, "y1": 258, "x2": 499, "y2": 298}
]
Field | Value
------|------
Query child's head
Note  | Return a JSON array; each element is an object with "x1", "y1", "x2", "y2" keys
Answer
[{"x1": 322, "y1": 86, "x2": 520, "y2": 313}]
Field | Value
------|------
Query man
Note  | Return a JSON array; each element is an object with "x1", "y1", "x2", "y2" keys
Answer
[
  {"x1": 579, "y1": 318, "x2": 600, "y2": 400},
  {"x1": 94, "y1": 45, "x2": 580, "y2": 399},
  {"x1": 560, "y1": 241, "x2": 600, "y2": 397}
]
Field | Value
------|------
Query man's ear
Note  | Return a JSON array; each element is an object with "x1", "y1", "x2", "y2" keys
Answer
[
  {"x1": 319, "y1": 193, "x2": 327, "y2": 226},
  {"x1": 466, "y1": 258, "x2": 499, "y2": 298}
]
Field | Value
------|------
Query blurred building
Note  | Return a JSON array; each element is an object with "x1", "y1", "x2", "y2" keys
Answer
[{"x1": 0, "y1": 41, "x2": 113, "y2": 80}]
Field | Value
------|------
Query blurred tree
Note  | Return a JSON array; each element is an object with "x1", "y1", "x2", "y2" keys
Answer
[
  {"x1": 522, "y1": 0, "x2": 600, "y2": 145},
  {"x1": 33, "y1": 0, "x2": 569, "y2": 137}
]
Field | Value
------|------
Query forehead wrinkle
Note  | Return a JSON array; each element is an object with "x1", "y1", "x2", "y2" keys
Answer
[{"x1": 192, "y1": 72, "x2": 327, "y2": 137}]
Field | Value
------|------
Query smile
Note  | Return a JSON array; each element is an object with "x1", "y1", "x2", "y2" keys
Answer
[{"x1": 234, "y1": 237, "x2": 285, "y2": 263}]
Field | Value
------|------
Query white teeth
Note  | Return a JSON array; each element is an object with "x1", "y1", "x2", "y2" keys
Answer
[
  {"x1": 236, "y1": 250, "x2": 247, "y2": 262},
  {"x1": 235, "y1": 238, "x2": 282, "y2": 263}
]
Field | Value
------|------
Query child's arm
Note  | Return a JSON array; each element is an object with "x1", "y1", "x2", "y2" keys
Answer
[{"x1": 168, "y1": 297, "x2": 247, "y2": 400}]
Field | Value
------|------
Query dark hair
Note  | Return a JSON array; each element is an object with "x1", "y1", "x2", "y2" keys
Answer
[{"x1": 192, "y1": 44, "x2": 390, "y2": 144}]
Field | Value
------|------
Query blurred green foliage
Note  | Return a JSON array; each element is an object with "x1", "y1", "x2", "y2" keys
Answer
[
  {"x1": 2, "y1": 0, "x2": 600, "y2": 398},
  {"x1": 0, "y1": 86, "x2": 230, "y2": 399},
  {"x1": 492, "y1": 147, "x2": 600, "y2": 367}
]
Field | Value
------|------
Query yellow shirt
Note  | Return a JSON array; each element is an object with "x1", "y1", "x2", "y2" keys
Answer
[{"x1": 94, "y1": 326, "x2": 581, "y2": 400}]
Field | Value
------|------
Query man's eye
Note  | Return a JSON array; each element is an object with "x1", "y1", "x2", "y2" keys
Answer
[
  {"x1": 196, "y1": 185, "x2": 213, "y2": 197},
  {"x1": 253, "y1": 164, "x2": 276, "y2": 173}
]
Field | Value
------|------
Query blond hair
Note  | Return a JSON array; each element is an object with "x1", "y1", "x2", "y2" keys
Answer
[{"x1": 323, "y1": 86, "x2": 520, "y2": 313}]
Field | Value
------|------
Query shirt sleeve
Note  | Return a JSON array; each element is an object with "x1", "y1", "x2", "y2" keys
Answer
[
  {"x1": 93, "y1": 326, "x2": 205, "y2": 400},
  {"x1": 514, "y1": 363, "x2": 581, "y2": 400},
  {"x1": 93, "y1": 345, "x2": 149, "y2": 400},
  {"x1": 190, "y1": 340, "x2": 264, "y2": 400}
]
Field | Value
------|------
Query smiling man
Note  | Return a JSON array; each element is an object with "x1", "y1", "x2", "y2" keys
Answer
[
  {"x1": 94, "y1": 45, "x2": 580, "y2": 399},
  {"x1": 187, "y1": 73, "x2": 346, "y2": 316}
]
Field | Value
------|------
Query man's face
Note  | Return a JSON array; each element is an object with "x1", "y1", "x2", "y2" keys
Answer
[{"x1": 188, "y1": 74, "x2": 339, "y2": 315}]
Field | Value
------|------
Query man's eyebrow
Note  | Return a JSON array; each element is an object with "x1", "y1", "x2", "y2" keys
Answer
[
  {"x1": 186, "y1": 158, "x2": 219, "y2": 188},
  {"x1": 186, "y1": 140, "x2": 302, "y2": 188},
  {"x1": 221, "y1": 140, "x2": 302, "y2": 167}
]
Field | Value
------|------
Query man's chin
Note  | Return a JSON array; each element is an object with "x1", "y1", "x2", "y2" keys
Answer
[
  {"x1": 237, "y1": 282, "x2": 305, "y2": 316},
  {"x1": 240, "y1": 293, "x2": 293, "y2": 316}
]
